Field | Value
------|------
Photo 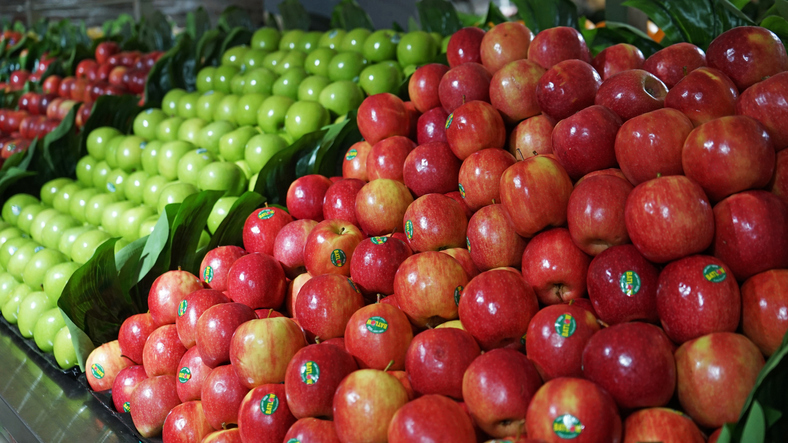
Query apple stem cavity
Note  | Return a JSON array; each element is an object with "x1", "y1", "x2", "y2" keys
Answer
[{"x1": 315, "y1": 336, "x2": 321, "y2": 344}]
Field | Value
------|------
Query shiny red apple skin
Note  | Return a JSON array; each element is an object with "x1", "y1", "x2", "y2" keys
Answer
[
  {"x1": 526, "y1": 304, "x2": 600, "y2": 381},
  {"x1": 354, "y1": 178, "x2": 414, "y2": 237},
  {"x1": 467, "y1": 204, "x2": 527, "y2": 271},
  {"x1": 349, "y1": 235, "x2": 412, "y2": 297},
  {"x1": 199, "y1": 246, "x2": 246, "y2": 293},
  {"x1": 535, "y1": 59, "x2": 601, "y2": 122},
  {"x1": 388, "y1": 394, "x2": 476, "y2": 443},
  {"x1": 86, "y1": 340, "x2": 134, "y2": 391},
  {"x1": 303, "y1": 219, "x2": 364, "y2": 277},
  {"x1": 403, "y1": 141, "x2": 461, "y2": 197},
  {"x1": 227, "y1": 252, "x2": 287, "y2": 309},
  {"x1": 295, "y1": 274, "x2": 364, "y2": 342},
  {"x1": 582, "y1": 322, "x2": 676, "y2": 410},
  {"x1": 342, "y1": 141, "x2": 372, "y2": 181},
  {"x1": 112, "y1": 365, "x2": 148, "y2": 413},
  {"x1": 458, "y1": 148, "x2": 516, "y2": 212},
  {"x1": 176, "y1": 346, "x2": 213, "y2": 403},
  {"x1": 595, "y1": 69, "x2": 668, "y2": 121},
  {"x1": 286, "y1": 175, "x2": 332, "y2": 222},
  {"x1": 614, "y1": 108, "x2": 692, "y2": 185},
  {"x1": 130, "y1": 375, "x2": 181, "y2": 437},
  {"x1": 737, "y1": 71, "x2": 788, "y2": 152},
  {"x1": 176, "y1": 289, "x2": 229, "y2": 349},
  {"x1": 366, "y1": 135, "x2": 416, "y2": 182},
  {"x1": 284, "y1": 418, "x2": 341, "y2": 443},
  {"x1": 143, "y1": 324, "x2": 187, "y2": 378},
  {"x1": 402, "y1": 193, "x2": 468, "y2": 253},
  {"x1": 625, "y1": 175, "x2": 714, "y2": 263},
  {"x1": 490, "y1": 59, "x2": 545, "y2": 123},
  {"x1": 285, "y1": 273, "x2": 312, "y2": 319},
  {"x1": 742, "y1": 269, "x2": 788, "y2": 356},
  {"x1": 712, "y1": 190, "x2": 788, "y2": 281},
  {"x1": 459, "y1": 269, "x2": 538, "y2": 350},
  {"x1": 405, "y1": 327, "x2": 480, "y2": 399},
  {"x1": 551, "y1": 104, "x2": 622, "y2": 181},
  {"x1": 706, "y1": 26, "x2": 788, "y2": 92},
  {"x1": 643, "y1": 42, "x2": 707, "y2": 89},
  {"x1": 322, "y1": 178, "x2": 364, "y2": 226},
  {"x1": 230, "y1": 317, "x2": 307, "y2": 388},
  {"x1": 500, "y1": 155, "x2": 573, "y2": 238},
  {"x1": 528, "y1": 26, "x2": 591, "y2": 69},
  {"x1": 333, "y1": 369, "x2": 409, "y2": 443},
  {"x1": 195, "y1": 303, "x2": 257, "y2": 368},
  {"x1": 462, "y1": 348, "x2": 543, "y2": 437},
  {"x1": 665, "y1": 67, "x2": 738, "y2": 127},
  {"x1": 675, "y1": 332, "x2": 765, "y2": 428},
  {"x1": 201, "y1": 428, "x2": 241, "y2": 443},
  {"x1": 273, "y1": 219, "x2": 317, "y2": 279},
  {"x1": 508, "y1": 114, "x2": 554, "y2": 161},
  {"x1": 438, "y1": 62, "x2": 492, "y2": 113},
  {"x1": 587, "y1": 244, "x2": 659, "y2": 325},
  {"x1": 657, "y1": 255, "x2": 741, "y2": 344},
  {"x1": 441, "y1": 247, "x2": 479, "y2": 280},
  {"x1": 284, "y1": 343, "x2": 358, "y2": 419},
  {"x1": 161, "y1": 400, "x2": 214, "y2": 443},
  {"x1": 237, "y1": 384, "x2": 296, "y2": 443},
  {"x1": 683, "y1": 115, "x2": 775, "y2": 202},
  {"x1": 416, "y1": 107, "x2": 449, "y2": 145},
  {"x1": 201, "y1": 364, "x2": 250, "y2": 430},
  {"x1": 592, "y1": 43, "x2": 645, "y2": 80},
  {"x1": 567, "y1": 174, "x2": 633, "y2": 256},
  {"x1": 344, "y1": 302, "x2": 413, "y2": 370},
  {"x1": 521, "y1": 228, "x2": 591, "y2": 305},
  {"x1": 480, "y1": 21, "x2": 534, "y2": 73},
  {"x1": 357, "y1": 93, "x2": 410, "y2": 145},
  {"x1": 447, "y1": 27, "x2": 485, "y2": 67},
  {"x1": 409, "y1": 64, "x2": 450, "y2": 113},
  {"x1": 445, "y1": 100, "x2": 506, "y2": 161},
  {"x1": 623, "y1": 408, "x2": 705, "y2": 443},
  {"x1": 149, "y1": 270, "x2": 204, "y2": 327},
  {"x1": 119, "y1": 313, "x2": 157, "y2": 365}
]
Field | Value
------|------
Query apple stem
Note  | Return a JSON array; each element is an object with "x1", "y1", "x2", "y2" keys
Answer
[
  {"x1": 267, "y1": 308, "x2": 273, "y2": 318},
  {"x1": 315, "y1": 336, "x2": 321, "y2": 344},
  {"x1": 657, "y1": 172, "x2": 662, "y2": 178},
  {"x1": 340, "y1": 227, "x2": 346, "y2": 234},
  {"x1": 597, "y1": 319, "x2": 610, "y2": 328},
  {"x1": 532, "y1": 150, "x2": 538, "y2": 157},
  {"x1": 461, "y1": 94, "x2": 466, "y2": 105},
  {"x1": 264, "y1": 202, "x2": 269, "y2": 208},
  {"x1": 384, "y1": 360, "x2": 394, "y2": 372},
  {"x1": 376, "y1": 293, "x2": 382, "y2": 303},
  {"x1": 515, "y1": 421, "x2": 525, "y2": 440},
  {"x1": 516, "y1": 148, "x2": 524, "y2": 161},
  {"x1": 491, "y1": 199, "x2": 496, "y2": 205},
  {"x1": 177, "y1": 266, "x2": 182, "y2": 271}
]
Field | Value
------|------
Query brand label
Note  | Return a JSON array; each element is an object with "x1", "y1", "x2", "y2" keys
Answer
[
  {"x1": 371, "y1": 236, "x2": 387, "y2": 245},
  {"x1": 140, "y1": 142, "x2": 147, "y2": 150},
  {"x1": 554, "y1": 314, "x2": 577, "y2": 338},
  {"x1": 258, "y1": 208, "x2": 275, "y2": 219},
  {"x1": 178, "y1": 299, "x2": 188, "y2": 317},
  {"x1": 454, "y1": 285, "x2": 463, "y2": 306},
  {"x1": 445, "y1": 113, "x2": 454, "y2": 129},
  {"x1": 466, "y1": 236, "x2": 471, "y2": 253},
  {"x1": 366, "y1": 316, "x2": 388, "y2": 334},
  {"x1": 300, "y1": 361, "x2": 320, "y2": 385},
  {"x1": 203, "y1": 265, "x2": 214, "y2": 283},
  {"x1": 123, "y1": 402, "x2": 131, "y2": 413},
  {"x1": 328, "y1": 30, "x2": 338, "y2": 38},
  {"x1": 91, "y1": 363, "x2": 105, "y2": 379},
  {"x1": 260, "y1": 393, "x2": 279, "y2": 415},
  {"x1": 34, "y1": 246, "x2": 43, "y2": 253},
  {"x1": 345, "y1": 148, "x2": 358, "y2": 161},
  {"x1": 196, "y1": 148, "x2": 208, "y2": 154},
  {"x1": 553, "y1": 414, "x2": 584, "y2": 439},
  {"x1": 107, "y1": 182, "x2": 116, "y2": 192},
  {"x1": 348, "y1": 278, "x2": 360, "y2": 293},
  {"x1": 405, "y1": 220, "x2": 413, "y2": 239},
  {"x1": 619, "y1": 270, "x2": 641, "y2": 296},
  {"x1": 331, "y1": 249, "x2": 347, "y2": 267},
  {"x1": 286, "y1": 440, "x2": 300, "y2": 443},
  {"x1": 11, "y1": 205, "x2": 21, "y2": 215},
  {"x1": 521, "y1": 333, "x2": 527, "y2": 346},
  {"x1": 178, "y1": 367, "x2": 192, "y2": 383},
  {"x1": 703, "y1": 264, "x2": 727, "y2": 283},
  {"x1": 458, "y1": 183, "x2": 466, "y2": 198}
]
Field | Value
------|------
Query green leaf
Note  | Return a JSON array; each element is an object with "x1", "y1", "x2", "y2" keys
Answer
[
  {"x1": 331, "y1": 0, "x2": 375, "y2": 31},
  {"x1": 219, "y1": 27, "x2": 254, "y2": 60},
  {"x1": 253, "y1": 129, "x2": 328, "y2": 205},
  {"x1": 218, "y1": 6, "x2": 255, "y2": 32},
  {"x1": 139, "y1": 10, "x2": 174, "y2": 52},
  {"x1": 205, "y1": 191, "x2": 266, "y2": 251},
  {"x1": 580, "y1": 19, "x2": 664, "y2": 57},
  {"x1": 187, "y1": 7, "x2": 212, "y2": 40},
  {"x1": 417, "y1": 0, "x2": 462, "y2": 35},
  {"x1": 730, "y1": 0, "x2": 751, "y2": 9},
  {"x1": 279, "y1": 0, "x2": 311, "y2": 31},
  {"x1": 483, "y1": 2, "x2": 509, "y2": 27},
  {"x1": 60, "y1": 307, "x2": 96, "y2": 372},
  {"x1": 741, "y1": 400, "x2": 766, "y2": 443},
  {"x1": 196, "y1": 29, "x2": 227, "y2": 69},
  {"x1": 313, "y1": 111, "x2": 363, "y2": 177},
  {"x1": 762, "y1": 16, "x2": 788, "y2": 47},
  {"x1": 457, "y1": 11, "x2": 484, "y2": 28},
  {"x1": 511, "y1": 0, "x2": 579, "y2": 34},
  {"x1": 167, "y1": 190, "x2": 224, "y2": 273}
]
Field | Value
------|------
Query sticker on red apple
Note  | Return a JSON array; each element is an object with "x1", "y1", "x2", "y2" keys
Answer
[
  {"x1": 445, "y1": 113, "x2": 454, "y2": 129},
  {"x1": 260, "y1": 393, "x2": 280, "y2": 415},
  {"x1": 123, "y1": 402, "x2": 130, "y2": 413},
  {"x1": 458, "y1": 183, "x2": 466, "y2": 198},
  {"x1": 178, "y1": 367, "x2": 192, "y2": 383},
  {"x1": 703, "y1": 264, "x2": 727, "y2": 283},
  {"x1": 300, "y1": 361, "x2": 320, "y2": 385},
  {"x1": 405, "y1": 220, "x2": 414, "y2": 239},
  {"x1": 258, "y1": 208, "x2": 275, "y2": 220},
  {"x1": 345, "y1": 149, "x2": 358, "y2": 161},
  {"x1": 554, "y1": 314, "x2": 577, "y2": 338},
  {"x1": 454, "y1": 285, "x2": 463, "y2": 306},
  {"x1": 520, "y1": 333, "x2": 527, "y2": 346},
  {"x1": 90, "y1": 363, "x2": 105, "y2": 379},
  {"x1": 286, "y1": 440, "x2": 300, "y2": 443},
  {"x1": 466, "y1": 236, "x2": 471, "y2": 252},
  {"x1": 552, "y1": 413, "x2": 584, "y2": 439},
  {"x1": 331, "y1": 249, "x2": 347, "y2": 267},
  {"x1": 371, "y1": 236, "x2": 387, "y2": 245},
  {"x1": 618, "y1": 271, "x2": 641, "y2": 296},
  {"x1": 366, "y1": 316, "x2": 389, "y2": 334},
  {"x1": 347, "y1": 278, "x2": 360, "y2": 293},
  {"x1": 178, "y1": 299, "x2": 188, "y2": 317},
  {"x1": 203, "y1": 265, "x2": 214, "y2": 283}
]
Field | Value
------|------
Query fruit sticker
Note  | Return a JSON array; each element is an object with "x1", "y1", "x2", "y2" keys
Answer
[
  {"x1": 196, "y1": 148, "x2": 208, "y2": 154},
  {"x1": 466, "y1": 236, "x2": 471, "y2": 252},
  {"x1": 140, "y1": 141, "x2": 147, "y2": 150},
  {"x1": 405, "y1": 220, "x2": 414, "y2": 239},
  {"x1": 34, "y1": 246, "x2": 43, "y2": 253},
  {"x1": 203, "y1": 265, "x2": 214, "y2": 283},
  {"x1": 11, "y1": 205, "x2": 21, "y2": 215},
  {"x1": 366, "y1": 316, "x2": 389, "y2": 334},
  {"x1": 345, "y1": 148, "x2": 358, "y2": 161},
  {"x1": 286, "y1": 440, "x2": 300, "y2": 443},
  {"x1": 178, "y1": 299, "x2": 188, "y2": 317},
  {"x1": 331, "y1": 249, "x2": 347, "y2": 267},
  {"x1": 520, "y1": 333, "x2": 527, "y2": 345},
  {"x1": 123, "y1": 402, "x2": 131, "y2": 413},
  {"x1": 458, "y1": 183, "x2": 466, "y2": 198},
  {"x1": 553, "y1": 414, "x2": 584, "y2": 439},
  {"x1": 371, "y1": 236, "x2": 387, "y2": 245},
  {"x1": 347, "y1": 278, "x2": 360, "y2": 293},
  {"x1": 91, "y1": 363, "x2": 105, "y2": 379},
  {"x1": 454, "y1": 285, "x2": 463, "y2": 306},
  {"x1": 106, "y1": 182, "x2": 116, "y2": 192},
  {"x1": 178, "y1": 367, "x2": 192, "y2": 383},
  {"x1": 619, "y1": 270, "x2": 641, "y2": 296},
  {"x1": 260, "y1": 393, "x2": 279, "y2": 415},
  {"x1": 703, "y1": 264, "x2": 727, "y2": 283},
  {"x1": 258, "y1": 208, "x2": 275, "y2": 219},
  {"x1": 445, "y1": 113, "x2": 454, "y2": 129},
  {"x1": 554, "y1": 314, "x2": 577, "y2": 338},
  {"x1": 300, "y1": 361, "x2": 320, "y2": 385}
]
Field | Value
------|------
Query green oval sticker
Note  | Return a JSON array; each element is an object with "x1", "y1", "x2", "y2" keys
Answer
[
  {"x1": 331, "y1": 249, "x2": 347, "y2": 267},
  {"x1": 703, "y1": 264, "x2": 727, "y2": 283},
  {"x1": 371, "y1": 236, "x2": 387, "y2": 245},
  {"x1": 619, "y1": 270, "x2": 641, "y2": 296},
  {"x1": 454, "y1": 285, "x2": 463, "y2": 306},
  {"x1": 178, "y1": 299, "x2": 188, "y2": 317},
  {"x1": 366, "y1": 316, "x2": 388, "y2": 334},
  {"x1": 258, "y1": 208, "x2": 275, "y2": 219},
  {"x1": 345, "y1": 148, "x2": 358, "y2": 161},
  {"x1": 123, "y1": 402, "x2": 131, "y2": 413},
  {"x1": 553, "y1": 413, "x2": 584, "y2": 439},
  {"x1": 405, "y1": 220, "x2": 414, "y2": 239},
  {"x1": 203, "y1": 265, "x2": 214, "y2": 283},
  {"x1": 178, "y1": 367, "x2": 192, "y2": 383},
  {"x1": 91, "y1": 363, "x2": 105, "y2": 379},
  {"x1": 554, "y1": 314, "x2": 577, "y2": 338},
  {"x1": 260, "y1": 393, "x2": 280, "y2": 415},
  {"x1": 458, "y1": 182, "x2": 466, "y2": 198},
  {"x1": 300, "y1": 361, "x2": 320, "y2": 385}
]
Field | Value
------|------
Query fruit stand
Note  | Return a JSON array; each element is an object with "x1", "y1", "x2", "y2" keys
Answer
[{"x1": 0, "y1": 0, "x2": 787, "y2": 442}]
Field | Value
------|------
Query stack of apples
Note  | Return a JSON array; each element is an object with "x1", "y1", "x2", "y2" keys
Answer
[{"x1": 83, "y1": 22, "x2": 788, "y2": 443}]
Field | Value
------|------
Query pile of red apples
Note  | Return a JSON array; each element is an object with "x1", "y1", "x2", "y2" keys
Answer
[{"x1": 83, "y1": 22, "x2": 788, "y2": 443}]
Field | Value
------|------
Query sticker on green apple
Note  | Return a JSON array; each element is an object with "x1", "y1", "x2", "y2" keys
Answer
[
  {"x1": 619, "y1": 270, "x2": 641, "y2": 296},
  {"x1": 260, "y1": 393, "x2": 280, "y2": 415},
  {"x1": 366, "y1": 316, "x2": 388, "y2": 333},
  {"x1": 91, "y1": 363, "x2": 105, "y2": 379},
  {"x1": 554, "y1": 314, "x2": 576, "y2": 338},
  {"x1": 178, "y1": 367, "x2": 192, "y2": 383},
  {"x1": 703, "y1": 264, "x2": 727, "y2": 283},
  {"x1": 552, "y1": 413, "x2": 584, "y2": 439},
  {"x1": 300, "y1": 361, "x2": 320, "y2": 385},
  {"x1": 331, "y1": 249, "x2": 347, "y2": 267}
]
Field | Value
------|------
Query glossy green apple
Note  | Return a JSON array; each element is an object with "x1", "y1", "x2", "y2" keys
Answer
[
  {"x1": 0, "y1": 272, "x2": 19, "y2": 307},
  {"x1": 252, "y1": 27, "x2": 281, "y2": 51},
  {"x1": 141, "y1": 140, "x2": 163, "y2": 175},
  {"x1": 138, "y1": 215, "x2": 159, "y2": 238},
  {"x1": 0, "y1": 238, "x2": 32, "y2": 270},
  {"x1": 257, "y1": 95, "x2": 295, "y2": 134},
  {"x1": 198, "y1": 120, "x2": 237, "y2": 155},
  {"x1": 29, "y1": 208, "x2": 59, "y2": 244},
  {"x1": 243, "y1": 48, "x2": 269, "y2": 71},
  {"x1": 236, "y1": 93, "x2": 268, "y2": 126},
  {"x1": 125, "y1": 170, "x2": 150, "y2": 205},
  {"x1": 115, "y1": 135, "x2": 146, "y2": 172},
  {"x1": 198, "y1": 230, "x2": 211, "y2": 250},
  {"x1": 119, "y1": 205, "x2": 156, "y2": 242},
  {"x1": 157, "y1": 182, "x2": 199, "y2": 213},
  {"x1": 297, "y1": 31, "x2": 323, "y2": 53},
  {"x1": 17, "y1": 204, "x2": 45, "y2": 234},
  {"x1": 363, "y1": 29, "x2": 399, "y2": 62},
  {"x1": 68, "y1": 188, "x2": 99, "y2": 223},
  {"x1": 222, "y1": 45, "x2": 249, "y2": 68},
  {"x1": 340, "y1": 28, "x2": 372, "y2": 52},
  {"x1": 156, "y1": 116, "x2": 185, "y2": 142},
  {"x1": 214, "y1": 65, "x2": 240, "y2": 94},
  {"x1": 2, "y1": 194, "x2": 39, "y2": 227},
  {"x1": 23, "y1": 248, "x2": 66, "y2": 290},
  {"x1": 40, "y1": 177, "x2": 74, "y2": 207},
  {"x1": 57, "y1": 225, "x2": 93, "y2": 257},
  {"x1": 359, "y1": 62, "x2": 403, "y2": 95},
  {"x1": 41, "y1": 214, "x2": 80, "y2": 250},
  {"x1": 104, "y1": 136, "x2": 121, "y2": 169},
  {"x1": 441, "y1": 34, "x2": 451, "y2": 53},
  {"x1": 397, "y1": 31, "x2": 438, "y2": 67},
  {"x1": 328, "y1": 51, "x2": 368, "y2": 82},
  {"x1": 75, "y1": 155, "x2": 97, "y2": 187},
  {"x1": 319, "y1": 80, "x2": 365, "y2": 116},
  {"x1": 272, "y1": 67, "x2": 309, "y2": 100},
  {"x1": 0, "y1": 227, "x2": 23, "y2": 249},
  {"x1": 100, "y1": 201, "x2": 135, "y2": 237},
  {"x1": 219, "y1": 126, "x2": 259, "y2": 162},
  {"x1": 2, "y1": 284, "x2": 33, "y2": 324},
  {"x1": 43, "y1": 262, "x2": 80, "y2": 302},
  {"x1": 177, "y1": 118, "x2": 208, "y2": 145},
  {"x1": 320, "y1": 29, "x2": 346, "y2": 49},
  {"x1": 52, "y1": 183, "x2": 83, "y2": 215},
  {"x1": 305, "y1": 47, "x2": 337, "y2": 77},
  {"x1": 104, "y1": 168, "x2": 128, "y2": 199},
  {"x1": 162, "y1": 88, "x2": 188, "y2": 116},
  {"x1": 143, "y1": 175, "x2": 171, "y2": 209},
  {"x1": 236, "y1": 160, "x2": 252, "y2": 179},
  {"x1": 158, "y1": 140, "x2": 195, "y2": 180},
  {"x1": 0, "y1": 221, "x2": 10, "y2": 233},
  {"x1": 207, "y1": 196, "x2": 238, "y2": 234},
  {"x1": 198, "y1": 162, "x2": 246, "y2": 196},
  {"x1": 196, "y1": 66, "x2": 216, "y2": 93},
  {"x1": 196, "y1": 91, "x2": 226, "y2": 122},
  {"x1": 248, "y1": 173, "x2": 259, "y2": 192},
  {"x1": 71, "y1": 229, "x2": 112, "y2": 265},
  {"x1": 243, "y1": 67, "x2": 277, "y2": 95},
  {"x1": 133, "y1": 108, "x2": 167, "y2": 140},
  {"x1": 91, "y1": 161, "x2": 112, "y2": 191},
  {"x1": 244, "y1": 133, "x2": 288, "y2": 173},
  {"x1": 297, "y1": 75, "x2": 332, "y2": 102},
  {"x1": 176, "y1": 91, "x2": 201, "y2": 119},
  {"x1": 7, "y1": 241, "x2": 43, "y2": 280},
  {"x1": 54, "y1": 326, "x2": 79, "y2": 369},
  {"x1": 33, "y1": 307, "x2": 65, "y2": 352},
  {"x1": 275, "y1": 50, "x2": 307, "y2": 75},
  {"x1": 86, "y1": 127, "x2": 122, "y2": 161},
  {"x1": 231, "y1": 73, "x2": 247, "y2": 95},
  {"x1": 18, "y1": 291, "x2": 54, "y2": 338},
  {"x1": 213, "y1": 94, "x2": 240, "y2": 124},
  {"x1": 280, "y1": 30, "x2": 305, "y2": 51},
  {"x1": 285, "y1": 101, "x2": 330, "y2": 141},
  {"x1": 178, "y1": 149, "x2": 217, "y2": 185},
  {"x1": 263, "y1": 50, "x2": 287, "y2": 71},
  {"x1": 85, "y1": 193, "x2": 120, "y2": 227}
]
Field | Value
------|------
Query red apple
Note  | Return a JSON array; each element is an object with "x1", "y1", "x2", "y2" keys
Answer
[
  {"x1": 195, "y1": 303, "x2": 256, "y2": 368},
  {"x1": 112, "y1": 365, "x2": 147, "y2": 413},
  {"x1": 445, "y1": 100, "x2": 505, "y2": 161},
  {"x1": 227, "y1": 252, "x2": 287, "y2": 309},
  {"x1": 176, "y1": 289, "x2": 230, "y2": 349},
  {"x1": 402, "y1": 141, "x2": 461, "y2": 196},
  {"x1": 741, "y1": 269, "x2": 788, "y2": 356},
  {"x1": 285, "y1": 273, "x2": 312, "y2": 319},
  {"x1": 596, "y1": 69, "x2": 668, "y2": 121},
  {"x1": 287, "y1": 175, "x2": 332, "y2": 222},
  {"x1": 416, "y1": 106, "x2": 449, "y2": 145},
  {"x1": 438, "y1": 62, "x2": 492, "y2": 113},
  {"x1": 357, "y1": 93, "x2": 410, "y2": 145},
  {"x1": 441, "y1": 247, "x2": 479, "y2": 280},
  {"x1": 528, "y1": 26, "x2": 591, "y2": 69},
  {"x1": 388, "y1": 394, "x2": 476, "y2": 443},
  {"x1": 342, "y1": 141, "x2": 372, "y2": 181},
  {"x1": 349, "y1": 235, "x2": 412, "y2": 297},
  {"x1": 405, "y1": 327, "x2": 480, "y2": 399},
  {"x1": 490, "y1": 59, "x2": 545, "y2": 123},
  {"x1": 665, "y1": 67, "x2": 738, "y2": 127},
  {"x1": 108, "y1": 65, "x2": 128, "y2": 86},
  {"x1": 447, "y1": 27, "x2": 485, "y2": 67},
  {"x1": 521, "y1": 228, "x2": 590, "y2": 305},
  {"x1": 119, "y1": 312, "x2": 157, "y2": 365},
  {"x1": 243, "y1": 207, "x2": 293, "y2": 255},
  {"x1": 322, "y1": 178, "x2": 365, "y2": 226},
  {"x1": 395, "y1": 251, "x2": 469, "y2": 328},
  {"x1": 271, "y1": 219, "x2": 316, "y2": 279},
  {"x1": 176, "y1": 346, "x2": 213, "y2": 403},
  {"x1": 303, "y1": 219, "x2": 364, "y2": 277},
  {"x1": 344, "y1": 302, "x2": 413, "y2": 370},
  {"x1": 86, "y1": 340, "x2": 134, "y2": 391},
  {"x1": 592, "y1": 43, "x2": 645, "y2": 80},
  {"x1": 229, "y1": 317, "x2": 307, "y2": 388},
  {"x1": 508, "y1": 114, "x2": 554, "y2": 161},
  {"x1": 737, "y1": 71, "x2": 788, "y2": 152},
  {"x1": 567, "y1": 173, "x2": 633, "y2": 256},
  {"x1": 284, "y1": 343, "x2": 358, "y2": 419},
  {"x1": 284, "y1": 418, "x2": 341, "y2": 443},
  {"x1": 535, "y1": 59, "x2": 601, "y2": 121},
  {"x1": 409, "y1": 64, "x2": 450, "y2": 113},
  {"x1": 403, "y1": 193, "x2": 467, "y2": 252},
  {"x1": 143, "y1": 324, "x2": 187, "y2": 377},
  {"x1": 354, "y1": 178, "x2": 414, "y2": 236},
  {"x1": 333, "y1": 369, "x2": 409, "y2": 443},
  {"x1": 458, "y1": 148, "x2": 516, "y2": 212},
  {"x1": 623, "y1": 408, "x2": 705, "y2": 443},
  {"x1": 76, "y1": 59, "x2": 98, "y2": 79},
  {"x1": 366, "y1": 135, "x2": 416, "y2": 182},
  {"x1": 480, "y1": 21, "x2": 534, "y2": 73},
  {"x1": 199, "y1": 249, "x2": 246, "y2": 295},
  {"x1": 201, "y1": 429, "x2": 241, "y2": 443},
  {"x1": 295, "y1": 274, "x2": 364, "y2": 342},
  {"x1": 95, "y1": 41, "x2": 120, "y2": 65},
  {"x1": 149, "y1": 270, "x2": 204, "y2": 327},
  {"x1": 643, "y1": 42, "x2": 707, "y2": 89},
  {"x1": 42, "y1": 74, "x2": 61, "y2": 95},
  {"x1": 551, "y1": 104, "x2": 622, "y2": 181},
  {"x1": 466, "y1": 203, "x2": 526, "y2": 271},
  {"x1": 162, "y1": 401, "x2": 214, "y2": 443},
  {"x1": 237, "y1": 384, "x2": 297, "y2": 443},
  {"x1": 130, "y1": 375, "x2": 181, "y2": 437},
  {"x1": 201, "y1": 364, "x2": 250, "y2": 430},
  {"x1": 706, "y1": 26, "x2": 788, "y2": 92}
]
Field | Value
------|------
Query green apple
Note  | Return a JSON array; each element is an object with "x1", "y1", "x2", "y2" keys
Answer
[
  {"x1": 198, "y1": 162, "x2": 247, "y2": 196},
  {"x1": 41, "y1": 214, "x2": 80, "y2": 250},
  {"x1": 319, "y1": 80, "x2": 365, "y2": 117},
  {"x1": 52, "y1": 183, "x2": 83, "y2": 215},
  {"x1": 252, "y1": 27, "x2": 281, "y2": 51},
  {"x1": 236, "y1": 160, "x2": 252, "y2": 179},
  {"x1": 431, "y1": 32, "x2": 444, "y2": 49},
  {"x1": 143, "y1": 175, "x2": 171, "y2": 209},
  {"x1": 177, "y1": 117, "x2": 209, "y2": 145},
  {"x1": 0, "y1": 272, "x2": 19, "y2": 307},
  {"x1": 320, "y1": 29, "x2": 347, "y2": 49},
  {"x1": 0, "y1": 237, "x2": 32, "y2": 270},
  {"x1": 285, "y1": 101, "x2": 330, "y2": 141},
  {"x1": 86, "y1": 127, "x2": 122, "y2": 161},
  {"x1": 2, "y1": 284, "x2": 32, "y2": 324},
  {"x1": 119, "y1": 205, "x2": 156, "y2": 242},
  {"x1": 57, "y1": 225, "x2": 93, "y2": 257},
  {"x1": 178, "y1": 149, "x2": 217, "y2": 185},
  {"x1": 91, "y1": 161, "x2": 112, "y2": 191},
  {"x1": 162, "y1": 88, "x2": 188, "y2": 116},
  {"x1": 198, "y1": 120, "x2": 237, "y2": 154},
  {"x1": 297, "y1": 31, "x2": 323, "y2": 53},
  {"x1": 138, "y1": 215, "x2": 159, "y2": 238},
  {"x1": 18, "y1": 291, "x2": 54, "y2": 338},
  {"x1": 213, "y1": 94, "x2": 240, "y2": 124},
  {"x1": 29, "y1": 208, "x2": 59, "y2": 243},
  {"x1": 297, "y1": 75, "x2": 332, "y2": 102},
  {"x1": 157, "y1": 182, "x2": 199, "y2": 214},
  {"x1": 54, "y1": 326, "x2": 79, "y2": 369},
  {"x1": 305, "y1": 47, "x2": 337, "y2": 77},
  {"x1": 68, "y1": 188, "x2": 99, "y2": 223},
  {"x1": 43, "y1": 262, "x2": 80, "y2": 302},
  {"x1": 214, "y1": 65, "x2": 240, "y2": 94},
  {"x1": 158, "y1": 140, "x2": 195, "y2": 180},
  {"x1": 2, "y1": 194, "x2": 39, "y2": 227},
  {"x1": 248, "y1": 173, "x2": 259, "y2": 192},
  {"x1": 222, "y1": 45, "x2": 249, "y2": 68},
  {"x1": 33, "y1": 307, "x2": 65, "y2": 352},
  {"x1": 207, "y1": 196, "x2": 238, "y2": 234},
  {"x1": 7, "y1": 241, "x2": 42, "y2": 280},
  {"x1": 133, "y1": 108, "x2": 167, "y2": 140},
  {"x1": 85, "y1": 193, "x2": 120, "y2": 227},
  {"x1": 243, "y1": 48, "x2": 270, "y2": 71},
  {"x1": 340, "y1": 28, "x2": 372, "y2": 52},
  {"x1": 243, "y1": 67, "x2": 278, "y2": 95},
  {"x1": 104, "y1": 168, "x2": 129, "y2": 199},
  {"x1": 0, "y1": 227, "x2": 23, "y2": 248},
  {"x1": 198, "y1": 230, "x2": 211, "y2": 250},
  {"x1": 219, "y1": 126, "x2": 259, "y2": 162},
  {"x1": 397, "y1": 31, "x2": 438, "y2": 67},
  {"x1": 125, "y1": 170, "x2": 150, "y2": 205},
  {"x1": 115, "y1": 135, "x2": 146, "y2": 172},
  {"x1": 359, "y1": 62, "x2": 403, "y2": 95},
  {"x1": 263, "y1": 50, "x2": 287, "y2": 71},
  {"x1": 257, "y1": 95, "x2": 295, "y2": 134},
  {"x1": 328, "y1": 51, "x2": 368, "y2": 82},
  {"x1": 76, "y1": 155, "x2": 97, "y2": 187},
  {"x1": 23, "y1": 248, "x2": 66, "y2": 290},
  {"x1": 363, "y1": 29, "x2": 399, "y2": 62},
  {"x1": 40, "y1": 177, "x2": 74, "y2": 207},
  {"x1": 236, "y1": 93, "x2": 268, "y2": 126},
  {"x1": 176, "y1": 91, "x2": 201, "y2": 119},
  {"x1": 17, "y1": 204, "x2": 45, "y2": 234},
  {"x1": 196, "y1": 91, "x2": 226, "y2": 122},
  {"x1": 272, "y1": 67, "x2": 309, "y2": 100},
  {"x1": 156, "y1": 117, "x2": 185, "y2": 142},
  {"x1": 100, "y1": 201, "x2": 136, "y2": 237},
  {"x1": 231, "y1": 73, "x2": 247, "y2": 95},
  {"x1": 196, "y1": 66, "x2": 216, "y2": 93},
  {"x1": 141, "y1": 140, "x2": 163, "y2": 175},
  {"x1": 244, "y1": 133, "x2": 288, "y2": 173},
  {"x1": 0, "y1": 221, "x2": 9, "y2": 233},
  {"x1": 275, "y1": 50, "x2": 307, "y2": 75},
  {"x1": 71, "y1": 229, "x2": 112, "y2": 265},
  {"x1": 280, "y1": 30, "x2": 305, "y2": 51}
]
